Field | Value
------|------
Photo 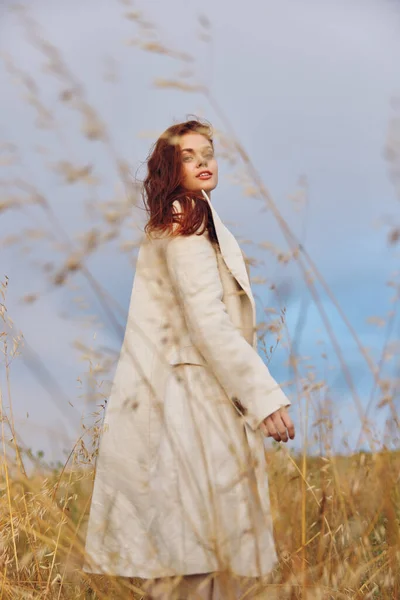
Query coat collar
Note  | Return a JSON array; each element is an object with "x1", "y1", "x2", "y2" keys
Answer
[{"x1": 201, "y1": 189, "x2": 256, "y2": 324}]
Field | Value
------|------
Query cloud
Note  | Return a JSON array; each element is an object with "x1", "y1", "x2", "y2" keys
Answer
[{"x1": 1, "y1": 0, "x2": 399, "y2": 458}]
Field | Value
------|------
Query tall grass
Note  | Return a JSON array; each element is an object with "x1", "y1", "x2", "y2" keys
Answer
[{"x1": 0, "y1": 2, "x2": 399, "y2": 598}]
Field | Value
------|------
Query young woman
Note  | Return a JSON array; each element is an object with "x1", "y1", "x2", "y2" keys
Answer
[{"x1": 83, "y1": 119, "x2": 295, "y2": 599}]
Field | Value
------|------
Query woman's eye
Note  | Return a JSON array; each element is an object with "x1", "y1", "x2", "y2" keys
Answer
[{"x1": 182, "y1": 152, "x2": 213, "y2": 162}]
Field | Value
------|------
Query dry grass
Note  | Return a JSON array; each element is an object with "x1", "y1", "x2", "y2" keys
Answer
[
  {"x1": 1, "y1": 2, "x2": 399, "y2": 598},
  {"x1": 0, "y1": 419, "x2": 399, "y2": 598}
]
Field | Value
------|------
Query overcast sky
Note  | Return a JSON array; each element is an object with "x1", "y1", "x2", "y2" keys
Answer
[{"x1": 1, "y1": 0, "x2": 400, "y2": 464}]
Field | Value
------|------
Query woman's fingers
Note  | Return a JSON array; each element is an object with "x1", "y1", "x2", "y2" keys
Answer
[
  {"x1": 271, "y1": 411, "x2": 288, "y2": 442},
  {"x1": 262, "y1": 407, "x2": 295, "y2": 442},
  {"x1": 263, "y1": 418, "x2": 282, "y2": 442},
  {"x1": 280, "y1": 409, "x2": 295, "y2": 440}
]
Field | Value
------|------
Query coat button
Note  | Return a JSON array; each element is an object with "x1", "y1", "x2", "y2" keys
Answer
[{"x1": 232, "y1": 396, "x2": 247, "y2": 416}]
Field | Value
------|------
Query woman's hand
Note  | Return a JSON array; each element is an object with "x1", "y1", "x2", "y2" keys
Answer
[{"x1": 261, "y1": 407, "x2": 295, "y2": 442}]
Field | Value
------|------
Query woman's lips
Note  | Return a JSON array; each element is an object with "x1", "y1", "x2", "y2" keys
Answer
[{"x1": 197, "y1": 172, "x2": 212, "y2": 180}]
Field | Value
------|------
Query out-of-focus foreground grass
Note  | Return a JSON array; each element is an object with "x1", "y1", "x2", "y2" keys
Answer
[
  {"x1": 1, "y1": 3, "x2": 400, "y2": 598},
  {"x1": 0, "y1": 400, "x2": 400, "y2": 599},
  {"x1": 1, "y1": 273, "x2": 400, "y2": 598}
]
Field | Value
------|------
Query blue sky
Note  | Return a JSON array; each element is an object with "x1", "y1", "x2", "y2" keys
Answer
[{"x1": 1, "y1": 0, "x2": 399, "y2": 463}]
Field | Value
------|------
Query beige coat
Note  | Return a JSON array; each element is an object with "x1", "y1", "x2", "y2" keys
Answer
[{"x1": 82, "y1": 190, "x2": 290, "y2": 579}]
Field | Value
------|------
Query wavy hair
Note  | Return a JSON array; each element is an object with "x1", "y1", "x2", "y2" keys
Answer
[{"x1": 142, "y1": 118, "x2": 218, "y2": 244}]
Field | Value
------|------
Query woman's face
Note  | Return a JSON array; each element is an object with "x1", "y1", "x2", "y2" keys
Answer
[{"x1": 179, "y1": 132, "x2": 218, "y2": 194}]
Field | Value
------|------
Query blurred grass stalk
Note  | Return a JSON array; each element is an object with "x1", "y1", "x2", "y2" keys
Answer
[{"x1": 0, "y1": 2, "x2": 399, "y2": 598}]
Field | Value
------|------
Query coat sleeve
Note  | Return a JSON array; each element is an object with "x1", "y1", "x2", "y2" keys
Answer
[{"x1": 164, "y1": 226, "x2": 291, "y2": 432}]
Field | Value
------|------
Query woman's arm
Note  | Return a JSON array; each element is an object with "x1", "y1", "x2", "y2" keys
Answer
[{"x1": 165, "y1": 223, "x2": 291, "y2": 432}]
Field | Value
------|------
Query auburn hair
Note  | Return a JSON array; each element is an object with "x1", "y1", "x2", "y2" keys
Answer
[{"x1": 142, "y1": 118, "x2": 218, "y2": 245}]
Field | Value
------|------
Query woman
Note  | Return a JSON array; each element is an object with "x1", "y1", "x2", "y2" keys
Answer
[{"x1": 83, "y1": 118, "x2": 295, "y2": 599}]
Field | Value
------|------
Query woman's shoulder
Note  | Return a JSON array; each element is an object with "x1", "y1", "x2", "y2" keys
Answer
[{"x1": 144, "y1": 196, "x2": 215, "y2": 249}]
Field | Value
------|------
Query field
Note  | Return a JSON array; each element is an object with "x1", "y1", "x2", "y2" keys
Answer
[{"x1": 1, "y1": 436, "x2": 400, "y2": 598}]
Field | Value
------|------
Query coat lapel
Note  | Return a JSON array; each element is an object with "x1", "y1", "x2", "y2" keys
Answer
[{"x1": 201, "y1": 189, "x2": 257, "y2": 342}]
